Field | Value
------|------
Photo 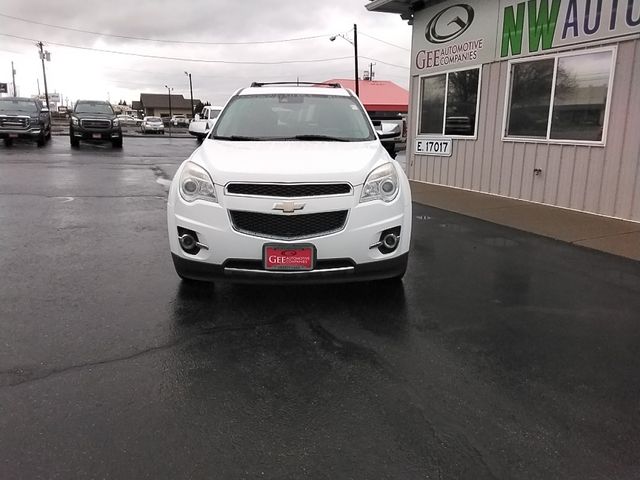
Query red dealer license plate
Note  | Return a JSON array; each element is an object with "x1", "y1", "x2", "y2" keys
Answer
[{"x1": 263, "y1": 245, "x2": 315, "y2": 271}]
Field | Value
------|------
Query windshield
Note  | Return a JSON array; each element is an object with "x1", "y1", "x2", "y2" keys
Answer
[
  {"x1": 0, "y1": 99, "x2": 38, "y2": 113},
  {"x1": 75, "y1": 102, "x2": 113, "y2": 114},
  {"x1": 212, "y1": 94, "x2": 375, "y2": 141}
]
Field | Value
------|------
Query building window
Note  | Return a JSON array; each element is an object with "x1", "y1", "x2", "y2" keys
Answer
[
  {"x1": 419, "y1": 67, "x2": 480, "y2": 137},
  {"x1": 505, "y1": 49, "x2": 614, "y2": 143}
]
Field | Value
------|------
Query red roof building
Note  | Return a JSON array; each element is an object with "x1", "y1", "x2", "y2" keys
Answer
[{"x1": 324, "y1": 79, "x2": 409, "y2": 113}]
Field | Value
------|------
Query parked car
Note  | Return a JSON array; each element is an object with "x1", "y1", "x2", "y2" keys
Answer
[
  {"x1": 117, "y1": 114, "x2": 142, "y2": 126},
  {"x1": 70, "y1": 100, "x2": 122, "y2": 148},
  {"x1": 171, "y1": 114, "x2": 189, "y2": 127},
  {"x1": 0, "y1": 97, "x2": 51, "y2": 147},
  {"x1": 141, "y1": 116, "x2": 165, "y2": 134},
  {"x1": 168, "y1": 82, "x2": 411, "y2": 284},
  {"x1": 188, "y1": 105, "x2": 222, "y2": 140}
]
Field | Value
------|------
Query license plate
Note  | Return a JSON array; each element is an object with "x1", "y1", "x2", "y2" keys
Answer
[
  {"x1": 263, "y1": 244, "x2": 315, "y2": 271},
  {"x1": 92, "y1": 133, "x2": 102, "y2": 139},
  {"x1": 8, "y1": 133, "x2": 18, "y2": 138}
]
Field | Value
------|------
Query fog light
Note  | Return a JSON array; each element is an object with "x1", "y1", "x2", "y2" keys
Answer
[{"x1": 177, "y1": 227, "x2": 208, "y2": 254}]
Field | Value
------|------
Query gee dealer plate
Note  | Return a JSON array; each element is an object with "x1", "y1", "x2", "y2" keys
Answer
[{"x1": 263, "y1": 244, "x2": 316, "y2": 271}]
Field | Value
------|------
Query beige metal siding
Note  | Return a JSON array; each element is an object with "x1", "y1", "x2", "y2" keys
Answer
[{"x1": 408, "y1": 38, "x2": 640, "y2": 222}]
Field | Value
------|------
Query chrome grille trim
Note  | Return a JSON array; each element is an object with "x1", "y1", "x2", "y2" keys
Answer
[
  {"x1": 225, "y1": 182, "x2": 353, "y2": 198},
  {"x1": 0, "y1": 115, "x2": 30, "y2": 129},
  {"x1": 80, "y1": 118, "x2": 111, "y2": 129}
]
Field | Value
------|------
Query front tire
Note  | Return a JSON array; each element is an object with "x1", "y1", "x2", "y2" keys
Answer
[
  {"x1": 37, "y1": 133, "x2": 46, "y2": 147},
  {"x1": 3, "y1": 138, "x2": 13, "y2": 147},
  {"x1": 112, "y1": 138, "x2": 123, "y2": 148},
  {"x1": 70, "y1": 135, "x2": 79, "y2": 148}
]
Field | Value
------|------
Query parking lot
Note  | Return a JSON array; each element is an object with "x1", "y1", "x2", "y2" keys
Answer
[{"x1": 1, "y1": 137, "x2": 640, "y2": 479}]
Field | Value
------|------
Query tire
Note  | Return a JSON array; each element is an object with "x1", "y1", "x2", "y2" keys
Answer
[
  {"x1": 112, "y1": 138, "x2": 123, "y2": 148},
  {"x1": 37, "y1": 133, "x2": 46, "y2": 147},
  {"x1": 3, "y1": 138, "x2": 13, "y2": 147},
  {"x1": 70, "y1": 136, "x2": 79, "y2": 148},
  {"x1": 45, "y1": 127, "x2": 52, "y2": 140}
]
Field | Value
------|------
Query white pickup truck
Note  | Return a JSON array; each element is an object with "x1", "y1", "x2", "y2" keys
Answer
[{"x1": 188, "y1": 106, "x2": 223, "y2": 141}]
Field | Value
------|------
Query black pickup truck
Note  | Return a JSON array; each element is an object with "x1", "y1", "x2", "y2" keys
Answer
[
  {"x1": 0, "y1": 97, "x2": 51, "y2": 147},
  {"x1": 69, "y1": 100, "x2": 123, "y2": 148}
]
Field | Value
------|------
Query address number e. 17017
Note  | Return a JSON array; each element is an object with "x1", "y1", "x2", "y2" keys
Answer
[{"x1": 415, "y1": 138, "x2": 452, "y2": 156}]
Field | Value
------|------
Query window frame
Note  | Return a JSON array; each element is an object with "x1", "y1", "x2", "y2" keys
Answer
[
  {"x1": 501, "y1": 46, "x2": 617, "y2": 147},
  {"x1": 416, "y1": 64, "x2": 483, "y2": 140}
]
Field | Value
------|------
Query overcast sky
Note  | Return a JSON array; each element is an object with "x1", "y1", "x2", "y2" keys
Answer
[{"x1": 0, "y1": 0, "x2": 411, "y2": 106}]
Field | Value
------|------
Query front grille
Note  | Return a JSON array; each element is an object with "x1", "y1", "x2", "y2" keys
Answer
[
  {"x1": 80, "y1": 119, "x2": 111, "y2": 129},
  {"x1": 0, "y1": 116, "x2": 29, "y2": 129},
  {"x1": 226, "y1": 183, "x2": 352, "y2": 197},
  {"x1": 229, "y1": 210, "x2": 348, "y2": 239}
]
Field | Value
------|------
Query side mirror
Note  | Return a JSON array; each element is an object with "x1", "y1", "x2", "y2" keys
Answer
[
  {"x1": 377, "y1": 131, "x2": 397, "y2": 140},
  {"x1": 194, "y1": 114, "x2": 200, "y2": 121}
]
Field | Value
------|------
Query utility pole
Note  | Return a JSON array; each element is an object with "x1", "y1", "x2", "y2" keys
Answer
[
  {"x1": 36, "y1": 42, "x2": 50, "y2": 108},
  {"x1": 184, "y1": 72, "x2": 194, "y2": 118},
  {"x1": 353, "y1": 24, "x2": 359, "y2": 97},
  {"x1": 369, "y1": 62, "x2": 375, "y2": 81},
  {"x1": 11, "y1": 61, "x2": 16, "y2": 97},
  {"x1": 165, "y1": 85, "x2": 173, "y2": 136}
]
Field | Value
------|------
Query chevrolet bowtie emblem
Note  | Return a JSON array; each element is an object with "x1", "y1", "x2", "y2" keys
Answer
[{"x1": 272, "y1": 201, "x2": 305, "y2": 214}]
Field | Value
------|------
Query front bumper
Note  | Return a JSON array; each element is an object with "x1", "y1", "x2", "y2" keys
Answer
[
  {"x1": 167, "y1": 169, "x2": 412, "y2": 284},
  {"x1": 72, "y1": 126, "x2": 122, "y2": 141},
  {"x1": 172, "y1": 252, "x2": 408, "y2": 284},
  {"x1": 0, "y1": 128, "x2": 42, "y2": 139}
]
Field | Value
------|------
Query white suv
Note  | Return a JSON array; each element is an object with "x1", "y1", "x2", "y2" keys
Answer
[{"x1": 167, "y1": 82, "x2": 411, "y2": 284}]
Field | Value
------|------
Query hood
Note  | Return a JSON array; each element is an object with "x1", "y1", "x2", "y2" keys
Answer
[
  {"x1": 191, "y1": 140, "x2": 390, "y2": 186},
  {"x1": 73, "y1": 112, "x2": 115, "y2": 120}
]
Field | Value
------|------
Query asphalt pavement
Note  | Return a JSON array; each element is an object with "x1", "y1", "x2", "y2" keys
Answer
[{"x1": 1, "y1": 137, "x2": 639, "y2": 479}]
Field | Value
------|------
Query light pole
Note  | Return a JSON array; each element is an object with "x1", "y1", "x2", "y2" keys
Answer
[
  {"x1": 184, "y1": 71, "x2": 194, "y2": 118},
  {"x1": 11, "y1": 61, "x2": 16, "y2": 97},
  {"x1": 164, "y1": 85, "x2": 173, "y2": 136},
  {"x1": 329, "y1": 24, "x2": 359, "y2": 97},
  {"x1": 36, "y1": 42, "x2": 51, "y2": 108}
]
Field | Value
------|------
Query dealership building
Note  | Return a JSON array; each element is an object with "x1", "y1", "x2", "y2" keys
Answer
[{"x1": 367, "y1": 0, "x2": 640, "y2": 222}]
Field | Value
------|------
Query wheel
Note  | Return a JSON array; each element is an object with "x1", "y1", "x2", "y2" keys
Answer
[
  {"x1": 161, "y1": 131, "x2": 165, "y2": 135},
  {"x1": 3, "y1": 138, "x2": 13, "y2": 147},
  {"x1": 70, "y1": 135, "x2": 79, "y2": 147},
  {"x1": 112, "y1": 138, "x2": 123, "y2": 148},
  {"x1": 45, "y1": 127, "x2": 52, "y2": 140},
  {"x1": 37, "y1": 133, "x2": 46, "y2": 147}
]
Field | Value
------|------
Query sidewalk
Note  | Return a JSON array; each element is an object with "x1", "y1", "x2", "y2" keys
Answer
[{"x1": 410, "y1": 181, "x2": 640, "y2": 262}]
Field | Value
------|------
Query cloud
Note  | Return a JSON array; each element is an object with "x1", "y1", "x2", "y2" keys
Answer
[{"x1": 0, "y1": 0, "x2": 411, "y2": 105}]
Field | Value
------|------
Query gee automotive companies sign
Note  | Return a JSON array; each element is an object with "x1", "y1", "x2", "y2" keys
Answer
[{"x1": 411, "y1": 0, "x2": 499, "y2": 75}]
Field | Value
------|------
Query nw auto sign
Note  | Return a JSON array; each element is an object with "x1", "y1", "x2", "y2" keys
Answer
[{"x1": 411, "y1": 0, "x2": 640, "y2": 75}]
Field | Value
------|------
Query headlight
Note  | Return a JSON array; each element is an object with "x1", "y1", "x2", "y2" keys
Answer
[
  {"x1": 360, "y1": 163, "x2": 399, "y2": 203},
  {"x1": 71, "y1": 117, "x2": 79, "y2": 126},
  {"x1": 179, "y1": 161, "x2": 217, "y2": 203},
  {"x1": 112, "y1": 119, "x2": 120, "y2": 127}
]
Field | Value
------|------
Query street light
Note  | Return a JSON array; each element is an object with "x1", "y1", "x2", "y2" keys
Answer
[
  {"x1": 184, "y1": 71, "x2": 194, "y2": 119},
  {"x1": 164, "y1": 85, "x2": 173, "y2": 136},
  {"x1": 329, "y1": 24, "x2": 359, "y2": 97}
]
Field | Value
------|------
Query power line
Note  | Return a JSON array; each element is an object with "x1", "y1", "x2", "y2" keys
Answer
[
  {"x1": 1, "y1": 33, "x2": 354, "y2": 65},
  {"x1": 0, "y1": 12, "x2": 336, "y2": 45},
  {"x1": 359, "y1": 32, "x2": 410, "y2": 52},
  {"x1": 360, "y1": 56, "x2": 409, "y2": 70}
]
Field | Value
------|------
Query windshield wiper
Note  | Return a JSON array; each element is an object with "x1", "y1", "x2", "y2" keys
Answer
[
  {"x1": 211, "y1": 135, "x2": 265, "y2": 141},
  {"x1": 288, "y1": 134, "x2": 349, "y2": 142}
]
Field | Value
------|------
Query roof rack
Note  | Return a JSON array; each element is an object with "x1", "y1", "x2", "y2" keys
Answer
[{"x1": 250, "y1": 81, "x2": 342, "y2": 88}]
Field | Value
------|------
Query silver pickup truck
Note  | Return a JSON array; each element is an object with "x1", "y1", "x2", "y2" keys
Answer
[{"x1": 0, "y1": 97, "x2": 52, "y2": 147}]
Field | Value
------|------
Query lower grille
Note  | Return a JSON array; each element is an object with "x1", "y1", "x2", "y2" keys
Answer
[
  {"x1": 81, "y1": 119, "x2": 111, "y2": 129},
  {"x1": 0, "y1": 116, "x2": 29, "y2": 128},
  {"x1": 226, "y1": 183, "x2": 352, "y2": 197},
  {"x1": 229, "y1": 210, "x2": 348, "y2": 240}
]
